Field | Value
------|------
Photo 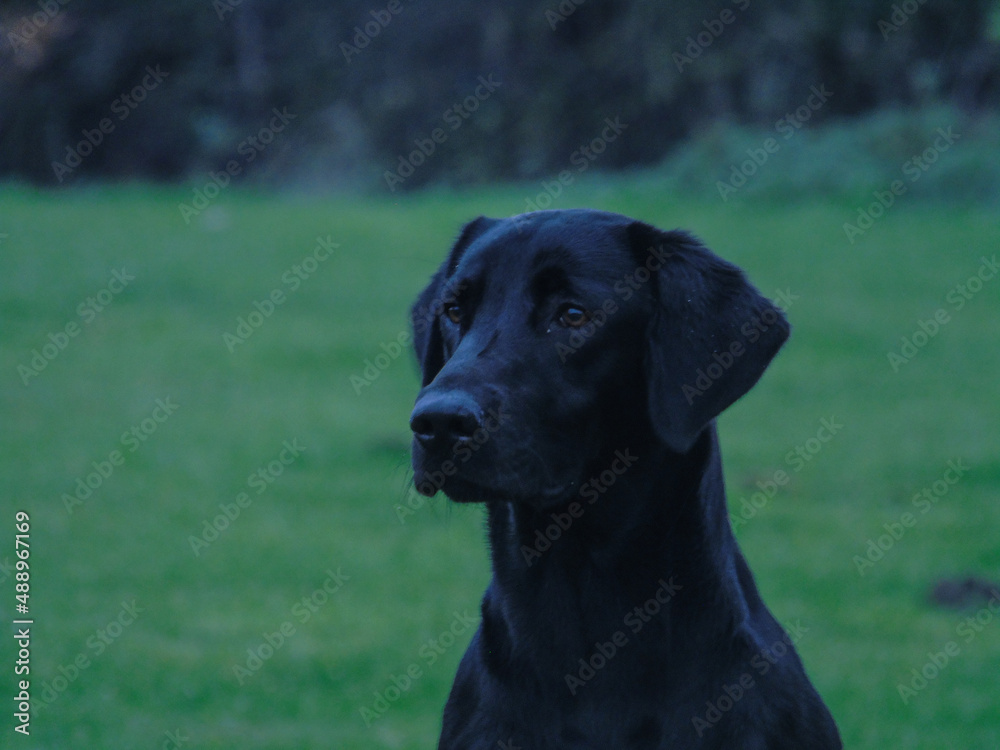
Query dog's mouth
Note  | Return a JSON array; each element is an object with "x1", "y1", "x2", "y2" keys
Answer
[
  {"x1": 413, "y1": 462, "x2": 571, "y2": 506},
  {"x1": 432, "y1": 475, "x2": 510, "y2": 504},
  {"x1": 411, "y1": 430, "x2": 583, "y2": 507}
]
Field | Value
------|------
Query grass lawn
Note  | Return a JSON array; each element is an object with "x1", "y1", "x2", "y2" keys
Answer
[{"x1": 0, "y1": 181, "x2": 998, "y2": 748}]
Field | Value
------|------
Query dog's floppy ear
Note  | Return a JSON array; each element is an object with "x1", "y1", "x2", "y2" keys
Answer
[
  {"x1": 628, "y1": 221, "x2": 790, "y2": 454},
  {"x1": 410, "y1": 216, "x2": 498, "y2": 386}
]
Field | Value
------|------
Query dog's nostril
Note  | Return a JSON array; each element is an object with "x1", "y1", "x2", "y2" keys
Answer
[
  {"x1": 448, "y1": 412, "x2": 478, "y2": 441},
  {"x1": 410, "y1": 414, "x2": 434, "y2": 438}
]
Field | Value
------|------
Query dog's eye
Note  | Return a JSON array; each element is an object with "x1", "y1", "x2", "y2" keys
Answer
[
  {"x1": 443, "y1": 303, "x2": 463, "y2": 325},
  {"x1": 557, "y1": 305, "x2": 590, "y2": 328}
]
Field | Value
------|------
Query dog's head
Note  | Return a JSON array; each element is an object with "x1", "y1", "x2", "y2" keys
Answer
[{"x1": 409, "y1": 209, "x2": 788, "y2": 508}]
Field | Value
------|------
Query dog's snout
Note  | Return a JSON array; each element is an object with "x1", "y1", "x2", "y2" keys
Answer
[{"x1": 410, "y1": 392, "x2": 482, "y2": 446}]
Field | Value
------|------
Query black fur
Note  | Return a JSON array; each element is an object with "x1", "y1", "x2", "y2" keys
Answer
[{"x1": 408, "y1": 209, "x2": 841, "y2": 749}]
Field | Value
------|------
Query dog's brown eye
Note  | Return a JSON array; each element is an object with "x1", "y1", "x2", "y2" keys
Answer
[
  {"x1": 443, "y1": 303, "x2": 463, "y2": 325},
  {"x1": 557, "y1": 305, "x2": 589, "y2": 328}
]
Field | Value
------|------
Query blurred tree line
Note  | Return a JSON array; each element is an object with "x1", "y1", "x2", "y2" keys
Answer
[{"x1": 0, "y1": 0, "x2": 997, "y2": 190}]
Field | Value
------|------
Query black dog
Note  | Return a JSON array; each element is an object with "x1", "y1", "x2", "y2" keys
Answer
[{"x1": 408, "y1": 209, "x2": 841, "y2": 749}]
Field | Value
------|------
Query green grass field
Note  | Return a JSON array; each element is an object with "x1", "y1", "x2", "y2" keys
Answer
[{"x1": 1, "y1": 182, "x2": 998, "y2": 748}]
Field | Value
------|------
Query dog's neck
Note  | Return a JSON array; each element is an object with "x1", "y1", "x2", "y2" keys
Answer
[{"x1": 484, "y1": 426, "x2": 757, "y2": 672}]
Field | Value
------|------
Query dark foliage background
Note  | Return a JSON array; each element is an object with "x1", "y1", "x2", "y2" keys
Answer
[{"x1": 1, "y1": 0, "x2": 998, "y2": 189}]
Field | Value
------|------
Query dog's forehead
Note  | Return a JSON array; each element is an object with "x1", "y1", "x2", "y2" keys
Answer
[{"x1": 454, "y1": 211, "x2": 634, "y2": 284}]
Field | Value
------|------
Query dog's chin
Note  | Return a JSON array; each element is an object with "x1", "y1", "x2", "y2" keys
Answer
[
  {"x1": 439, "y1": 477, "x2": 511, "y2": 504},
  {"x1": 415, "y1": 470, "x2": 572, "y2": 507}
]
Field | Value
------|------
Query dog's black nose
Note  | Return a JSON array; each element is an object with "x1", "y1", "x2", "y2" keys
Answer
[{"x1": 410, "y1": 392, "x2": 482, "y2": 446}]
